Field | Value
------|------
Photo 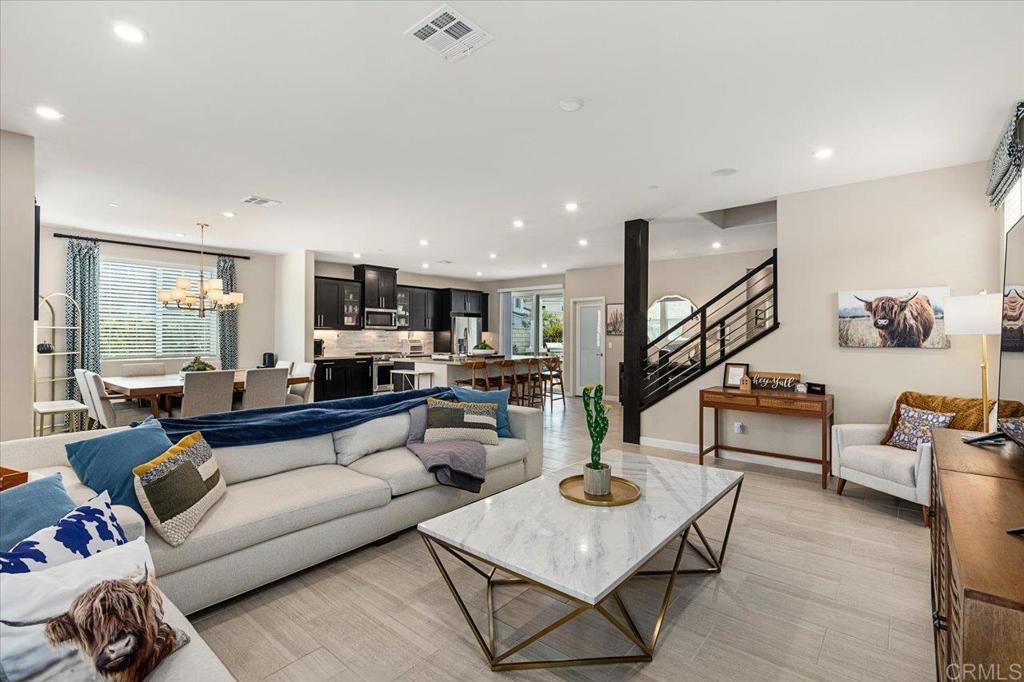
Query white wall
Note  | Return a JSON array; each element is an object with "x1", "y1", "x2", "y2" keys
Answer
[
  {"x1": 641, "y1": 162, "x2": 1003, "y2": 468},
  {"x1": 275, "y1": 251, "x2": 315, "y2": 364},
  {"x1": 0, "y1": 131, "x2": 35, "y2": 440}
]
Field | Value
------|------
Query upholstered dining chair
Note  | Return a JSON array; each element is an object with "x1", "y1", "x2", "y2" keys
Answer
[
  {"x1": 73, "y1": 368, "x2": 100, "y2": 429},
  {"x1": 173, "y1": 370, "x2": 236, "y2": 417},
  {"x1": 84, "y1": 371, "x2": 152, "y2": 428},
  {"x1": 121, "y1": 362, "x2": 165, "y2": 377},
  {"x1": 286, "y1": 362, "x2": 316, "y2": 405},
  {"x1": 241, "y1": 367, "x2": 289, "y2": 410},
  {"x1": 275, "y1": 360, "x2": 294, "y2": 373}
]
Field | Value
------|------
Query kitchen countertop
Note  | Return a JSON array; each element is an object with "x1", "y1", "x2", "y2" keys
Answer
[{"x1": 314, "y1": 353, "x2": 432, "y2": 361}]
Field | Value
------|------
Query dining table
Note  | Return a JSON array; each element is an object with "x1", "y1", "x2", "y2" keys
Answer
[{"x1": 103, "y1": 370, "x2": 313, "y2": 417}]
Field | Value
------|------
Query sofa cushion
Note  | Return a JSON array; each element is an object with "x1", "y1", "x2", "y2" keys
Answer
[
  {"x1": 0, "y1": 473, "x2": 75, "y2": 551},
  {"x1": 333, "y1": 413, "x2": 411, "y2": 465},
  {"x1": 349, "y1": 438, "x2": 529, "y2": 497},
  {"x1": 149, "y1": 464, "x2": 390, "y2": 574},
  {"x1": 840, "y1": 444, "x2": 918, "y2": 488},
  {"x1": 213, "y1": 433, "x2": 337, "y2": 485}
]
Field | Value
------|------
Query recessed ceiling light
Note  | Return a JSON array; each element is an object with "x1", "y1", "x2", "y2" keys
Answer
[
  {"x1": 174, "y1": 232, "x2": 187, "y2": 238},
  {"x1": 421, "y1": 262, "x2": 430, "y2": 269},
  {"x1": 565, "y1": 201, "x2": 579, "y2": 212},
  {"x1": 559, "y1": 98, "x2": 584, "y2": 112},
  {"x1": 578, "y1": 238, "x2": 588, "y2": 247},
  {"x1": 419, "y1": 239, "x2": 430, "y2": 246},
  {"x1": 352, "y1": 252, "x2": 361, "y2": 259},
  {"x1": 540, "y1": 263, "x2": 548, "y2": 269},
  {"x1": 108, "y1": 202, "x2": 120, "y2": 208},
  {"x1": 35, "y1": 105, "x2": 63, "y2": 120},
  {"x1": 512, "y1": 219, "x2": 524, "y2": 229},
  {"x1": 648, "y1": 184, "x2": 660, "y2": 190},
  {"x1": 813, "y1": 148, "x2": 834, "y2": 160},
  {"x1": 476, "y1": 271, "x2": 483, "y2": 277},
  {"x1": 222, "y1": 211, "x2": 235, "y2": 218},
  {"x1": 711, "y1": 168, "x2": 736, "y2": 177},
  {"x1": 488, "y1": 253, "x2": 497, "y2": 259},
  {"x1": 112, "y1": 22, "x2": 147, "y2": 44},
  {"x1": 712, "y1": 241, "x2": 722, "y2": 249}
]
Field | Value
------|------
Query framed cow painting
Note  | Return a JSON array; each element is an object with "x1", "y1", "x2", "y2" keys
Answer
[{"x1": 837, "y1": 286, "x2": 951, "y2": 349}]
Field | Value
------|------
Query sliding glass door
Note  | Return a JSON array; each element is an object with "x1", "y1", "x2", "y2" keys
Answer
[{"x1": 507, "y1": 289, "x2": 564, "y2": 356}]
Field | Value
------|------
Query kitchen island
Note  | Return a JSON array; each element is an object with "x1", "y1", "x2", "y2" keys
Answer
[{"x1": 393, "y1": 355, "x2": 553, "y2": 389}]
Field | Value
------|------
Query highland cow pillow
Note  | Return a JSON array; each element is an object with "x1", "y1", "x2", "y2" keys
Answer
[
  {"x1": 0, "y1": 538, "x2": 189, "y2": 682},
  {"x1": 0, "y1": 492, "x2": 127, "y2": 574}
]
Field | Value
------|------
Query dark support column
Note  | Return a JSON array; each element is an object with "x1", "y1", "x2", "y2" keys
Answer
[{"x1": 622, "y1": 219, "x2": 649, "y2": 444}]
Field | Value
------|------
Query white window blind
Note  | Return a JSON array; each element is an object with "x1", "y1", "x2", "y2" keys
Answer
[
  {"x1": 99, "y1": 259, "x2": 219, "y2": 360},
  {"x1": 1004, "y1": 177, "x2": 1022, "y2": 233}
]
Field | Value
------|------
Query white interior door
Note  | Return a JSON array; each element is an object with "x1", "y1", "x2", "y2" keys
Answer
[{"x1": 574, "y1": 301, "x2": 604, "y2": 394}]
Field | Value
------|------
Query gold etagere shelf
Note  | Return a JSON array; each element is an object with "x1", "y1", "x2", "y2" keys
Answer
[{"x1": 33, "y1": 293, "x2": 86, "y2": 436}]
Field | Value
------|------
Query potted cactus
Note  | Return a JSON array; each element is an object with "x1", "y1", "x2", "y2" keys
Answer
[{"x1": 582, "y1": 384, "x2": 611, "y2": 496}]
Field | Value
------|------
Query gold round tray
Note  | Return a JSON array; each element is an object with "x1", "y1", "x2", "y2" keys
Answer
[{"x1": 558, "y1": 475, "x2": 641, "y2": 507}]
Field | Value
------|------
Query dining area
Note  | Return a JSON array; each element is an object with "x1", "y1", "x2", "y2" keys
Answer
[{"x1": 53, "y1": 361, "x2": 315, "y2": 434}]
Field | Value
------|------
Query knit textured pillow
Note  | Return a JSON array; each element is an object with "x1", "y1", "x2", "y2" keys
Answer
[
  {"x1": 133, "y1": 432, "x2": 226, "y2": 546},
  {"x1": 424, "y1": 397, "x2": 499, "y2": 446},
  {"x1": 886, "y1": 405, "x2": 955, "y2": 451}
]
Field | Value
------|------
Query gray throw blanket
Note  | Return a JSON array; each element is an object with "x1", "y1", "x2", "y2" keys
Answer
[{"x1": 406, "y1": 405, "x2": 486, "y2": 493}]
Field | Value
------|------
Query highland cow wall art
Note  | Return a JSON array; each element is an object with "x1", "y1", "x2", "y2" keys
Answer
[{"x1": 838, "y1": 286, "x2": 951, "y2": 349}]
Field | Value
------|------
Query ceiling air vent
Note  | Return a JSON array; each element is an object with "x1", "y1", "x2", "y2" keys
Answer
[
  {"x1": 241, "y1": 195, "x2": 282, "y2": 207},
  {"x1": 404, "y1": 4, "x2": 493, "y2": 63}
]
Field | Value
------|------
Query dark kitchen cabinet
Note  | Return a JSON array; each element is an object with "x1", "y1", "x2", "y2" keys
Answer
[
  {"x1": 408, "y1": 287, "x2": 439, "y2": 331},
  {"x1": 314, "y1": 277, "x2": 361, "y2": 330},
  {"x1": 396, "y1": 287, "x2": 412, "y2": 328},
  {"x1": 446, "y1": 288, "x2": 483, "y2": 315},
  {"x1": 355, "y1": 265, "x2": 397, "y2": 310},
  {"x1": 314, "y1": 358, "x2": 373, "y2": 401}
]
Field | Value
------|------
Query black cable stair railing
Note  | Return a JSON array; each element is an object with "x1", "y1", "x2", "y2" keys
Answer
[{"x1": 639, "y1": 249, "x2": 779, "y2": 410}]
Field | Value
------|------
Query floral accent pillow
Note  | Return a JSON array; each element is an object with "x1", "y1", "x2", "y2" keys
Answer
[
  {"x1": 0, "y1": 491, "x2": 127, "y2": 574},
  {"x1": 886, "y1": 405, "x2": 955, "y2": 451}
]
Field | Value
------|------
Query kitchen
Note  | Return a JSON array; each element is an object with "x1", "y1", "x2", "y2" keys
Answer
[{"x1": 312, "y1": 262, "x2": 496, "y2": 400}]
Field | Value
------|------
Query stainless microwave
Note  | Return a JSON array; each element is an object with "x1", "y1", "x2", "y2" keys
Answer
[{"x1": 364, "y1": 308, "x2": 398, "y2": 330}]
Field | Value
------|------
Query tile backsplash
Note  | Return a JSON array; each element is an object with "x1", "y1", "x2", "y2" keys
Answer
[{"x1": 314, "y1": 330, "x2": 434, "y2": 356}]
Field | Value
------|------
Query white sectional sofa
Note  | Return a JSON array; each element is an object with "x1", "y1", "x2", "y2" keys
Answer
[{"x1": 1, "y1": 405, "x2": 543, "y2": 678}]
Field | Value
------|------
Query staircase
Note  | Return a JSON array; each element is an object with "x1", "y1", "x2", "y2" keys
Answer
[{"x1": 639, "y1": 248, "x2": 779, "y2": 410}]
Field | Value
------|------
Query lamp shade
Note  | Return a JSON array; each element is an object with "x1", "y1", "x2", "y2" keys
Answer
[{"x1": 942, "y1": 293, "x2": 1002, "y2": 336}]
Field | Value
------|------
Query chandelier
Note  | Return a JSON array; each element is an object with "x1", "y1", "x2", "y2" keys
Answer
[{"x1": 157, "y1": 222, "x2": 244, "y2": 318}]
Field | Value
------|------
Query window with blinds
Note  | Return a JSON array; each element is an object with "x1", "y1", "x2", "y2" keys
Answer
[{"x1": 99, "y1": 259, "x2": 219, "y2": 360}]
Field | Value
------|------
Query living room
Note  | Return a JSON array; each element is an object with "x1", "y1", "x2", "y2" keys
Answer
[{"x1": 1, "y1": 2, "x2": 1022, "y2": 681}]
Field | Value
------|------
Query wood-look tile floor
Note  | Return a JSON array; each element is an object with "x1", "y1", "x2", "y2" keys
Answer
[{"x1": 191, "y1": 399, "x2": 934, "y2": 682}]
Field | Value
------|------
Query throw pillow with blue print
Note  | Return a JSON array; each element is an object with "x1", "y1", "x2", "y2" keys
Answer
[
  {"x1": 0, "y1": 491, "x2": 127, "y2": 574},
  {"x1": 886, "y1": 405, "x2": 955, "y2": 451}
]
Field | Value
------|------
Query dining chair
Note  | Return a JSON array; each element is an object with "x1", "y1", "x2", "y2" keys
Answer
[
  {"x1": 286, "y1": 362, "x2": 316, "y2": 405},
  {"x1": 542, "y1": 356, "x2": 566, "y2": 409},
  {"x1": 84, "y1": 371, "x2": 152, "y2": 428},
  {"x1": 174, "y1": 370, "x2": 236, "y2": 417},
  {"x1": 73, "y1": 368, "x2": 100, "y2": 429},
  {"x1": 518, "y1": 358, "x2": 545, "y2": 408},
  {"x1": 495, "y1": 360, "x2": 522, "y2": 405},
  {"x1": 241, "y1": 367, "x2": 289, "y2": 410},
  {"x1": 122, "y1": 362, "x2": 166, "y2": 377},
  {"x1": 275, "y1": 360, "x2": 293, "y2": 373},
  {"x1": 456, "y1": 361, "x2": 492, "y2": 391}
]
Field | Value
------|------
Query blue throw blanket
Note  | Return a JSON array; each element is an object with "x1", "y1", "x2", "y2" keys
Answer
[{"x1": 154, "y1": 387, "x2": 452, "y2": 448}]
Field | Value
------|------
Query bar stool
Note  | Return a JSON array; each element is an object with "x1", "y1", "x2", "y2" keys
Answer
[
  {"x1": 456, "y1": 361, "x2": 492, "y2": 391},
  {"x1": 542, "y1": 356, "x2": 565, "y2": 409},
  {"x1": 495, "y1": 360, "x2": 521, "y2": 405},
  {"x1": 518, "y1": 358, "x2": 544, "y2": 408}
]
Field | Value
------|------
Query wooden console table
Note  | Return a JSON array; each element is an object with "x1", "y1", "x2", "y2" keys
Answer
[{"x1": 698, "y1": 387, "x2": 835, "y2": 488}]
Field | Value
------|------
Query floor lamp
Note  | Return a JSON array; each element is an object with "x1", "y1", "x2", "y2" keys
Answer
[{"x1": 943, "y1": 293, "x2": 1003, "y2": 430}]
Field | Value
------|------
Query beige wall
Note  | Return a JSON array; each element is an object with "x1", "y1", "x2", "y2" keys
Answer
[
  {"x1": 0, "y1": 131, "x2": 35, "y2": 440},
  {"x1": 563, "y1": 250, "x2": 772, "y2": 398},
  {"x1": 32, "y1": 227, "x2": 277, "y2": 389},
  {"x1": 276, "y1": 251, "x2": 315, "y2": 364},
  {"x1": 641, "y1": 162, "x2": 1003, "y2": 471}
]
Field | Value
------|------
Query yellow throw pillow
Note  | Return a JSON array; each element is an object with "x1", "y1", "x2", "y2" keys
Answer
[{"x1": 132, "y1": 432, "x2": 225, "y2": 547}]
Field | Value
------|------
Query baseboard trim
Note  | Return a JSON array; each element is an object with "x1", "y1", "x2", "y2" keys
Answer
[
  {"x1": 639, "y1": 436, "x2": 698, "y2": 453},
  {"x1": 603, "y1": 394, "x2": 619, "y2": 402}
]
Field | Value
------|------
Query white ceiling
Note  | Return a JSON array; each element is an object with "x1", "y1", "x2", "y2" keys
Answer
[{"x1": 2, "y1": 1, "x2": 1021, "y2": 280}]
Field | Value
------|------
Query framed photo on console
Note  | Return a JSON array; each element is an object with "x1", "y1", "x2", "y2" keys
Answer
[{"x1": 723, "y1": 362, "x2": 749, "y2": 388}]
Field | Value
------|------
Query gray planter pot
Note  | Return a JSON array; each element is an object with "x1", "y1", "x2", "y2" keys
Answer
[{"x1": 583, "y1": 463, "x2": 611, "y2": 496}]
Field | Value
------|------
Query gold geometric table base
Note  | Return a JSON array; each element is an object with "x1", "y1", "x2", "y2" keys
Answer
[{"x1": 421, "y1": 478, "x2": 742, "y2": 671}]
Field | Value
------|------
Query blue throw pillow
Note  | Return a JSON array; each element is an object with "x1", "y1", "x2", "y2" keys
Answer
[
  {"x1": 65, "y1": 420, "x2": 173, "y2": 517},
  {"x1": 451, "y1": 386, "x2": 512, "y2": 438},
  {"x1": 0, "y1": 491, "x2": 127, "y2": 573},
  {"x1": 0, "y1": 473, "x2": 76, "y2": 551}
]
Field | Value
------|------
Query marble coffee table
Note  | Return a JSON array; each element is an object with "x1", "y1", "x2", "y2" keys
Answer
[{"x1": 417, "y1": 450, "x2": 744, "y2": 671}]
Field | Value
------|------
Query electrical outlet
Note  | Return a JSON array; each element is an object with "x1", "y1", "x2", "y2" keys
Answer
[{"x1": 733, "y1": 421, "x2": 745, "y2": 434}]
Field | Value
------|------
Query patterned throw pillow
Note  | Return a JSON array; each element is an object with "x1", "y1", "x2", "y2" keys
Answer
[
  {"x1": 0, "y1": 491, "x2": 127, "y2": 574},
  {"x1": 424, "y1": 397, "x2": 499, "y2": 446},
  {"x1": 886, "y1": 405, "x2": 955, "y2": 451},
  {"x1": 132, "y1": 432, "x2": 226, "y2": 547}
]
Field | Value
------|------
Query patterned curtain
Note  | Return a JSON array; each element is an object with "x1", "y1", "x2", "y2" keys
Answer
[
  {"x1": 217, "y1": 255, "x2": 239, "y2": 369},
  {"x1": 65, "y1": 239, "x2": 100, "y2": 427},
  {"x1": 987, "y1": 100, "x2": 1024, "y2": 207}
]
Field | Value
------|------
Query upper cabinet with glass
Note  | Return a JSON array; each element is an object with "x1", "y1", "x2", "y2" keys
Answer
[{"x1": 647, "y1": 295, "x2": 696, "y2": 343}]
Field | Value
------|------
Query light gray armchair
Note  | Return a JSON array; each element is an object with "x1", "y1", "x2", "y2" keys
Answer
[{"x1": 831, "y1": 422, "x2": 932, "y2": 525}]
